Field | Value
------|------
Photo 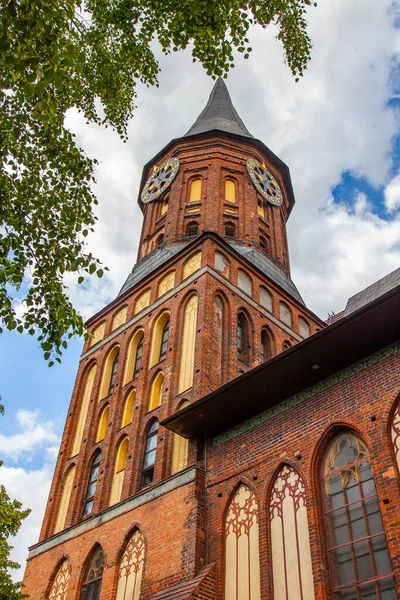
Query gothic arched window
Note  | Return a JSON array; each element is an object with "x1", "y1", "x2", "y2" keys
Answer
[
  {"x1": 187, "y1": 221, "x2": 199, "y2": 237},
  {"x1": 48, "y1": 558, "x2": 71, "y2": 600},
  {"x1": 148, "y1": 371, "x2": 164, "y2": 412},
  {"x1": 123, "y1": 330, "x2": 144, "y2": 384},
  {"x1": 134, "y1": 335, "x2": 144, "y2": 378},
  {"x1": 225, "y1": 221, "x2": 235, "y2": 238},
  {"x1": 81, "y1": 547, "x2": 104, "y2": 600},
  {"x1": 224, "y1": 484, "x2": 261, "y2": 599},
  {"x1": 156, "y1": 233, "x2": 164, "y2": 247},
  {"x1": 237, "y1": 312, "x2": 250, "y2": 363},
  {"x1": 321, "y1": 432, "x2": 395, "y2": 598},
  {"x1": 149, "y1": 311, "x2": 170, "y2": 367},
  {"x1": 110, "y1": 437, "x2": 128, "y2": 506},
  {"x1": 83, "y1": 450, "x2": 102, "y2": 517},
  {"x1": 261, "y1": 328, "x2": 273, "y2": 361},
  {"x1": 108, "y1": 351, "x2": 119, "y2": 395},
  {"x1": 98, "y1": 346, "x2": 120, "y2": 400},
  {"x1": 178, "y1": 295, "x2": 198, "y2": 394},
  {"x1": 171, "y1": 400, "x2": 190, "y2": 475},
  {"x1": 159, "y1": 319, "x2": 169, "y2": 361},
  {"x1": 299, "y1": 316, "x2": 310, "y2": 338},
  {"x1": 54, "y1": 466, "x2": 76, "y2": 534},
  {"x1": 141, "y1": 420, "x2": 159, "y2": 488},
  {"x1": 122, "y1": 389, "x2": 135, "y2": 428},
  {"x1": 270, "y1": 466, "x2": 314, "y2": 598},
  {"x1": 96, "y1": 404, "x2": 109, "y2": 443},
  {"x1": 116, "y1": 529, "x2": 145, "y2": 600}
]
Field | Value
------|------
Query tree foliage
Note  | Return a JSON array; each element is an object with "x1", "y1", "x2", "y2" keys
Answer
[
  {"x1": 0, "y1": 0, "x2": 316, "y2": 361},
  {"x1": 0, "y1": 405, "x2": 30, "y2": 599}
]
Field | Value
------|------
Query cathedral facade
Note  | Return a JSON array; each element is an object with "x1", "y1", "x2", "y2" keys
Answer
[{"x1": 23, "y1": 79, "x2": 400, "y2": 600}]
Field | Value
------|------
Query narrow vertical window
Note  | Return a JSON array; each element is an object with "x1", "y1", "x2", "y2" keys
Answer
[
  {"x1": 148, "y1": 372, "x2": 164, "y2": 412},
  {"x1": 171, "y1": 401, "x2": 190, "y2": 475},
  {"x1": 261, "y1": 328, "x2": 273, "y2": 361},
  {"x1": 213, "y1": 296, "x2": 224, "y2": 386},
  {"x1": 237, "y1": 312, "x2": 250, "y2": 363},
  {"x1": 83, "y1": 451, "x2": 101, "y2": 517},
  {"x1": 134, "y1": 336, "x2": 144, "y2": 378},
  {"x1": 159, "y1": 319, "x2": 169, "y2": 361},
  {"x1": 81, "y1": 547, "x2": 104, "y2": 600},
  {"x1": 123, "y1": 330, "x2": 144, "y2": 385},
  {"x1": 108, "y1": 351, "x2": 119, "y2": 395},
  {"x1": 225, "y1": 221, "x2": 235, "y2": 238},
  {"x1": 71, "y1": 364, "x2": 97, "y2": 457},
  {"x1": 178, "y1": 295, "x2": 198, "y2": 394},
  {"x1": 99, "y1": 346, "x2": 120, "y2": 400},
  {"x1": 149, "y1": 311, "x2": 170, "y2": 368},
  {"x1": 110, "y1": 437, "x2": 128, "y2": 506},
  {"x1": 54, "y1": 466, "x2": 76, "y2": 534},
  {"x1": 96, "y1": 405, "x2": 109, "y2": 443},
  {"x1": 189, "y1": 178, "x2": 202, "y2": 202},
  {"x1": 225, "y1": 179, "x2": 236, "y2": 203},
  {"x1": 141, "y1": 420, "x2": 159, "y2": 488},
  {"x1": 122, "y1": 389, "x2": 135, "y2": 428},
  {"x1": 270, "y1": 465, "x2": 315, "y2": 600},
  {"x1": 116, "y1": 529, "x2": 145, "y2": 600},
  {"x1": 224, "y1": 484, "x2": 261, "y2": 600},
  {"x1": 321, "y1": 433, "x2": 395, "y2": 598},
  {"x1": 237, "y1": 270, "x2": 252, "y2": 296},
  {"x1": 282, "y1": 340, "x2": 292, "y2": 351},
  {"x1": 48, "y1": 559, "x2": 71, "y2": 600}
]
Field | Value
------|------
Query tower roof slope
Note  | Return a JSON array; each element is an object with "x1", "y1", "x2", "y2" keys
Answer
[{"x1": 185, "y1": 77, "x2": 253, "y2": 139}]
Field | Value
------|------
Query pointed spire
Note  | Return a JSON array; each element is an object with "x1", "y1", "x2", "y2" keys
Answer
[{"x1": 185, "y1": 78, "x2": 253, "y2": 139}]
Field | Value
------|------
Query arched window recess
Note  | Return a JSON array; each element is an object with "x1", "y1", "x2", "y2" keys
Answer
[
  {"x1": 187, "y1": 221, "x2": 199, "y2": 237},
  {"x1": 321, "y1": 432, "x2": 396, "y2": 598},
  {"x1": 149, "y1": 311, "x2": 170, "y2": 368},
  {"x1": 141, "y1": 420, "x2": 159, "y2": 488},
  {"x1": 224, "y1": 221, "x2": 235, "y2": 238},
  {"x1": 81, "y1": 547, "x2": 104, "y2": 600},
  {"x1": 83, "y1": 450, "x2": 102, "y2": 517}
]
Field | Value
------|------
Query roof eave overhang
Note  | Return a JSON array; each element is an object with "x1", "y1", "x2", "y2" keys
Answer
[
  {"x1": 162, "y1": 285, "x2": 400, "y2": 439},
  {"x1": 137, "y1": 130, "x2": 296, "y2": 215}
]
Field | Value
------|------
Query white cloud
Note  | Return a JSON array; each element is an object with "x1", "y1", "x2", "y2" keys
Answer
[
  {"x1": 59, "y1": 0, "x2": 400, "y2": 324},
  {"x1": 0, "y1": 410, "x2": 59, "y2": 461},
  {"x1": 385, "y1": 173, "x2": 400, "y2": 212},
  {"x1": 0, "y1": 463, "x2": 54, "y2": 582},
  {"x1": 0, "y1": 411, "x2": 59, "y2": 582}
]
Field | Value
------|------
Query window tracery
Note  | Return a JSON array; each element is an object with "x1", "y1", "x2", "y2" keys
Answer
[
  {"x1": 48, "y1": 559, "x2": 71, "y2": 600},
  {"x1": 321, "y1": 433, "x2": 395, "y2": 598}
]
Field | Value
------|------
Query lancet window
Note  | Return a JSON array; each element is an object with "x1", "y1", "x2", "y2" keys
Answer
[
  {"x1": 141, "y1": 420, "x2": 159, "y2": 487},
  {"x1": 83, "y1": 450, "x2": 101, "y2": 517},
  {"x1": 81, "y1": 547, "x2": 104, "y2": 600},
  {"x1": 116, "y1": 529, "x2": 146, "y2": 600},
  {"x1": 321, "y1": 432, "x2": 395, "y2": 598},
  {"x1": 224, "y1": 484, "x2": 261, "y2": 600},
  {"x1": 48, "y1": 559, "x2": 71, "y2": 600}
]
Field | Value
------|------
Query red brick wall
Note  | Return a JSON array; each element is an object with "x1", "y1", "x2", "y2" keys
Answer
[
  {"x1": 204, "y1": 348, "x2": 400, "y2": 599},
  {"x1": 137, "y1": 135, "x2": 292, "y2": 275}
]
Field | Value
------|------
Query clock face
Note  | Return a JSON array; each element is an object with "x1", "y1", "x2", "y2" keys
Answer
[
  {"x1": 247, "y1": 158, "x2": 283, "y2": 207},
  {"x1": 141, "y1": 157, "x2": 180, "y2": 203}
]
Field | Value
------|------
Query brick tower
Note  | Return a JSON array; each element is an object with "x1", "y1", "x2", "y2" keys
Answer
[{"x1": 22, "y1": 79, "x2": 325, "y2": 599}]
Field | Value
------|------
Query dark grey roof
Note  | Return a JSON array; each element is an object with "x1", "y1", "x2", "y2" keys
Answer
[
  {"x1": 185, "y1": 78, "x2": 253, "y2": 139},
  {"x1": 344, "y1": 267, "x2": 400, "y2": 316},
  {"x1": 231, "y1": 245, "x2": 305, "y2": 306},
  {"x1": 118, "y1": 244, "x2": 187, "y2": 297}
]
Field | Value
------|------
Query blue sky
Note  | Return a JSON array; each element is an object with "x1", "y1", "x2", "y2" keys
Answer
[{"x1": 1, "y1": 0, "x2": 400, "y2": 582}]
